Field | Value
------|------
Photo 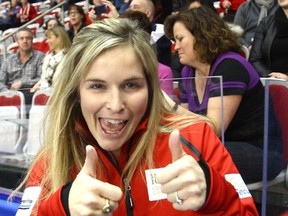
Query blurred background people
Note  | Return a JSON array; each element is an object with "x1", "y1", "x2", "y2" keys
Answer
[
  {"x1": 129, "y1": 0, "x2": 172, "y2": 66},
  {"x1": 0, "y1": 28, "x2": 44, "y2": 110},
  {"x1": 0, "y1": 0, "x2": 21, "y2": 31},
  {"x1": 35, "y1": 17, "x2": 64, "y2": 53},
  {"x1": 170, "y1": 2, "x2": 217, "y2": 79},
  {"x1": 164, "y1": 7, "x2": 283, "y2": 184},
  {"x1": 30, "y1": 26, "x2": 71, "y2": 92},
  {"x1": 66, "y1": 4, "x2": 87, "y2": 41},
  {"x1": 249, "y1": 0, "x2": 288, "y2": 78},
  {"x1": 87, "y1": 0, "x2": 112, "y2": 23},
  {"x1": 16, "y1": 0, "x2": 38, "y2": 25},
  {"x1": 220, "y1": 0, "x2": 246, "y2": 22},
  {"x1": 120, "y1": 10, "x2": 174, "y2": 97},
  {"x1": 234, "y1": 0, "x2": 278, "y2": 49}
]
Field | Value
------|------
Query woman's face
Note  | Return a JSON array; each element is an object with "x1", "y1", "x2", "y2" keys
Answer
[
  {"x1": 11, "y1": 0, "x2": 17, "y2": 7},
  {"x1": 69, "y1": 8, "x2": 83, "y2": 26},
  {"x1": 20, "y1": 0, "x2": 28, "y2": 5},
  {"x1": 173, "y1": 21, "x2": 198, "y2": 66},
  {"x1": 47, "y1": 19, "x2": 58, "y2": 30},
  {"x1": 80, "y1": 45, "x2": 148, "y2": 155},
  {"x1": 47, "y1": 32, "x2": 60, "y2": 52}
]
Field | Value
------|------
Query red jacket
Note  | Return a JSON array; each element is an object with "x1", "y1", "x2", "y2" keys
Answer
[
  {"x1": 18, "y1": 3, "x2": 37, "y2": 23},
  {"x1": 20, "y1": 122, "x2": 259, "y2": 215}
]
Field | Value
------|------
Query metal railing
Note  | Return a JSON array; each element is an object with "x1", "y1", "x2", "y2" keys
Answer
[{"x1": 0, "y1": 0, "x2": 66, "y2": 60}]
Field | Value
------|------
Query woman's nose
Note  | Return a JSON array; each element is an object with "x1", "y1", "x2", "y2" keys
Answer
[
  {"x1": 105, "y1": 90, "x2": 125, "y2": 112},
  {"x1": 174, "y1": 42, "x2": 180, "y2": 51}
]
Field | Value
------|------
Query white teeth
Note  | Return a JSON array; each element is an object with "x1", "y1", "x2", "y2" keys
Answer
[{"x1": 105, "y1": 119, "x2": 125, "y2": 125}]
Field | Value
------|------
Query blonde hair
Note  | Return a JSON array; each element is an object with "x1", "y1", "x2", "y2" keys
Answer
[
  {"x1": 15, "y1": 18, "x2": 209, "y2": 199},
  {"x1": 46, "y1": 26, "x2": 71, "y2": 53}
]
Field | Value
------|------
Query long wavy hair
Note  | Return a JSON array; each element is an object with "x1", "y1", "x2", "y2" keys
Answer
[
  {"x1": 15, "y1": 18, "x2": 209, "y2": 199},
  {"x1": 164, "y1": 6, "x2": 241, "y2": 64}
]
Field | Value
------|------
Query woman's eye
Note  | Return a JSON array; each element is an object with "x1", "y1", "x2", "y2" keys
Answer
[
  {"x1": 176, "y1": 36, "x2": 183, "y2": 42},
  {"x1": 90, "y1": 83, "x2": 103, "y2": 89},
  {"x1": 125, "y1": 82, "x2": 137, "y2": 89}
]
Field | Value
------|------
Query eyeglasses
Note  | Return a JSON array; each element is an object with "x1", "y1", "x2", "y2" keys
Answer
[{"x1": 69, "y1": 11, "x2": 80, "y2": 16}]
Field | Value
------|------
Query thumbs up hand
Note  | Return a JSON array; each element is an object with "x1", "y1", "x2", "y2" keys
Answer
[
  {"x1": 69, "y1": 145, "x2": 123, "y2": 215},
  {"x1": 156, "y1": 130, "x2": 207, "y2": 211}
]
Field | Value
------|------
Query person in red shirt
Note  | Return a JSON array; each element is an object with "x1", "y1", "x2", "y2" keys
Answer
[
  {"x1": 16, "y1": 0, "x2": 37, "y2": 24},
  {"x1": 14, "y1": 18, "x2": 258, "y2": 216}
]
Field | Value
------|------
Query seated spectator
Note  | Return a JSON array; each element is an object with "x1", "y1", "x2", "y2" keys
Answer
[
  {"x1": 0, "y1": 0, "x2": 21, "y2": 31},
  {"x1": 129, "y1": 0, "x2": 172, "y2": 67},
  {"x1": 16, "y1": 0, "x2": 38, "y2": 25},
  {"x1": 249, "y1": 0, "x2": 288, "y2": 78},
  {"x1": 164, "y1": 7, "x2": 283, "y2": 184},
  {"x1": 44, "y1": 17, "x2": 63, "y2": 30},
  {"x1": 36, "y1": 17, "x2": 64, "y2": 53},
  {"x1": 120, "y1": 10, "x2": 174, "y2": 97},
  {"x1": 170, "y1": 2, "x2": 218, "y2": 79},
  {"x1": 30, "y1": 26, "x2": 71, "y2": 92},
  {"x1": 100, "y1": 0, "x2": 172, "y2": 66},
  {"x1": 234, "y1": 0, "x2": 278, "y2": 49},
  {"x1": 67, "y1": 4, "x2": 87, "y2": 42},
  {"x1": 0, "y1": 28, "x2": 44, "y2": 111}
]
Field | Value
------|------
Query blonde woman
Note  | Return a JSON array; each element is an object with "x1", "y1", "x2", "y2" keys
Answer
[
  {"x1": 15, "y1": 18, "x2": 258, "y2": 215},
  {"x1": 30, "y1": 26, "x2": 71, "y2": 92}
]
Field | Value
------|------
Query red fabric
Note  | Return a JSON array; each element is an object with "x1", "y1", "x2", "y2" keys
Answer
[
  {"x1": 33, "y1": 39, "x2": 49, "y2": 54},
  {"x1": 0, "y1": 95, "x2": 21, "y2": 112},
  {"x1": 18, "y1": 3, "x2": 43, "y2": 26},
  {"x1": 279, "y1": 210, "x2": 288, "y2": 216},
  {"x1": 269, "y1": 85, "x2": 288, "y2": 165},
  {"x1": 8, "y1": 44, "x2": 19, "y2": 53},
  {"x1": 85, "y1": 12, "x2": 92, "y2": 25},
  {"x1": 33, "y1": 93, "x2": 50, "y2": 105},
  {"x1": 18, "y1": 3, "x2": 37, "y2": 22},
  {"x1": 25, "y1": 122, "x2": 258, "y2": 215}
]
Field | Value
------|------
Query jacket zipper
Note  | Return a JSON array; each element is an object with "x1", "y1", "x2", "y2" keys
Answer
[
  {"x1": 124, "y1": 178, "x2": 134, "y2": 216},
  {"x1": 102, "y1": 151, "x2": 134, "y2": 216}
]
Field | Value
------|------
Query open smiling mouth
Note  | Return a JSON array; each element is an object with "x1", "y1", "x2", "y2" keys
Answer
[{"x1": 99, "y1": 118, "x2": 128, "y2": 135}]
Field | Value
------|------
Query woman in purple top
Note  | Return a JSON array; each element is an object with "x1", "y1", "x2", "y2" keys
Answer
[{"x1": 164, "y1": 6, "x2": 283, "y2": 184}]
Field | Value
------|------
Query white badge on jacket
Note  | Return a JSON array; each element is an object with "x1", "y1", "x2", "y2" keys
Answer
[
  {"x1": 16, "y1": 186, "x2": 41, "y2": 216},
  {"x1": 145, "y1": 168, "x2": 167, "y2": 201},
  {"x1": 225, "y1": 173, "x2": 252, "y2": 199}
]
